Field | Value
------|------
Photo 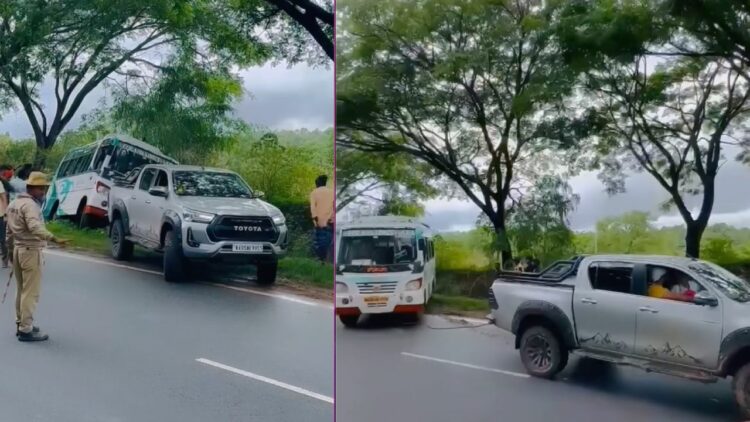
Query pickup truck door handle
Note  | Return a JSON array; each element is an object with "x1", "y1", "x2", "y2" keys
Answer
[
  {"x1": 145, "y1": 200, "x2": 151, "y2": 204},
  {"x1": 639, "y1": 306, "x2": 659, "y2": 314},
  {"x1": 580, "y1": 298, "x2": 597, "y2": 305},
  {"x1": 130, "y1": 196, "x2": 136, "y2": 200}
]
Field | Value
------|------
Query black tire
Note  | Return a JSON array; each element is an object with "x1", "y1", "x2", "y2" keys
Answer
[
  {"x1": 339, "y1": 315, "x2": 359, "y2": 328},
  {"x1": 76, "y1": 201, "x2": 91, "y2": 229},
  {"x1": 110, "y1": 218, "x2": 134, "y2": 261},
  {"x1": 519, "y1": 326, "x2": 567, "y2": 379},
  {"x1": 163, "y1": 229, "x2": 186, "y2": 282},
  {"x1": 733, "y1": 361, "x2": 750, "y2": 419},
  {"x1": 256, "y1": 261, "x2": 278, "y2": 285}
]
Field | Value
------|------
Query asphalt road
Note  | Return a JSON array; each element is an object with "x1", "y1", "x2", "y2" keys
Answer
[
  {"x1": 0, "y1": 251, "x2": 333, "y2": 422},
  {"x1": 336, "y1": 314, "x2": 743, "y2": 422}
]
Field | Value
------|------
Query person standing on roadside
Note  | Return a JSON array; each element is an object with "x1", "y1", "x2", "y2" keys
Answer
[
  {"x1": 9, "y1": 164, "x2": 32, "y2": 201},
  {"x1": 309, "y1": 175, "x2": 334, "y2": 263},
  {"x1": 6, "y1": 172, "x2": 68, "y2": 342},
  {"x1": 0, "y1": 165, "x2": 10, "y2": 268}
]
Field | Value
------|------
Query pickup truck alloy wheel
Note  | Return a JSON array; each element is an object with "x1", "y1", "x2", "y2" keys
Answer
[
  {"x1": 110, "y1": 218, "x2": 134, "y2": 261},
  {"x1": 519, "y1": 326, "x2": 565, "y2": 379},
  {"x1": 733, "y1": 361, "x2": 750, "y2": 418}
]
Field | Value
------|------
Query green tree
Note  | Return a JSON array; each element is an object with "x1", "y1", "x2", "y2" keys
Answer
[
  {"x1": 584, "y1": 55, "x2": 749, "y2": 258},
  {"x1": 595, "y1": 212, "x2": 653, "y2": 254},
  {"x1": 336, "y1": 147, "x2": 438, "y2": 212},
  {"x1": 110, "y1": 54, "x2": 244, "y2": 163},
  {"x1": 337, "y1": 0, "x2": 582, "y2": 263},
  {"x1": 507, "y1": 176, "x2": 578, "y2": 265},
  {"x1": 228, "y1": 0, "x2": 333, "y2": 62}
]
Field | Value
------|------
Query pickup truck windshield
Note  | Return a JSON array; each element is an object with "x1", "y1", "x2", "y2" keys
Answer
[
  {"x1": 689, "y1": 262, "x2": 750, "y2": 302},
  {"x1": 172, "y1": 171, "x2": 252, "y2": 198},
  {"x1": 339, "y1": 229, "x2": 417, "y2": 266}
]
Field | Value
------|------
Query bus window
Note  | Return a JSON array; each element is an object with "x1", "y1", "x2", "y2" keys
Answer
[{"x1": 92, "y1": 144, "x2": 114, "y2": 172}]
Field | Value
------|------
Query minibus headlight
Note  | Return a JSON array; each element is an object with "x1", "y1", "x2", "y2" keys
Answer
[
  {"x1": 405, "y1": 278, "x2": 422, "y2": 291},
  {"x1": 336, "y1": 282, "x2": 348, "y2": 293}
]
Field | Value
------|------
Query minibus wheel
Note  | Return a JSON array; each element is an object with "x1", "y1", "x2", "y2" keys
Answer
[{"x1": 339, "y1": 315, "x2": 359, "y2": 328}]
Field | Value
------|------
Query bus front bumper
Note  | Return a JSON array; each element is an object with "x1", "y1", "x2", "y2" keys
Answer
[{"x1": 336, "y1": 292, "x2": 426, "y2": 315}]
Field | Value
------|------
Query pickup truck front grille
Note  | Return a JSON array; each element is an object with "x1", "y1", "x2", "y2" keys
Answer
[
  {"x1": 356, "y1": 281, "x2": 398, "y2": 294},
  {"x1": 208, "y1": 216, "x2": 279, "y2": 243}
]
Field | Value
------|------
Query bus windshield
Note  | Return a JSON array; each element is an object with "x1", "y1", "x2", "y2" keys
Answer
[{"x1": 338, "y1": 229, "x2": 417, "y2": 266}]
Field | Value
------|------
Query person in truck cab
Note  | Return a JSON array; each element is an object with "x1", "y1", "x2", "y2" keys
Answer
[{"x1": 647, "y1": 268, "x2": 695, "y2": 302}]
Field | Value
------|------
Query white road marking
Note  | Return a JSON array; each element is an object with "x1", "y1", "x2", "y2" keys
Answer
[
  {"x1": 205, "y1": 283, "x2": 333, "y2": 309},
  {"x1": 45, "y1": 250, "x2": 332, "y2": 308},
  {"x1": 45, "y1": 250, "x2": 163, "y2": 276},
  {"x1": 401, "y1": 352, "x2": 530, "y2": 378},
  {"x1": 196, "y1": 358, "x2": 334, "y2": 404}
]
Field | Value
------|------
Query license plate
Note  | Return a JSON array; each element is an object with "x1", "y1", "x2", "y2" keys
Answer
[
  {"x1": 363, "y1": 296, "x2": 389, "y2": 304},
  {"x1": 233, "y1": 244, "x2": 263, "y2": 253}
]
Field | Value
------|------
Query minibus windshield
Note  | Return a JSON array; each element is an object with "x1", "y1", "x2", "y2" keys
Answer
[{"x1": 338, "y1": 229, "x2": 417, "y2": 266}]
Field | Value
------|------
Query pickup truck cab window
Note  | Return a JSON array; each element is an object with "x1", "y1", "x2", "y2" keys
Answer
[
  {"x1": 645, "y1": 265, "x2": 706, "y2": 303},
  {"x1": 139, "y1": 169, "x2": 156, "y2": 191},
  {"x1": 588, "y1": 262, "x2": 634, "y2": 294}
]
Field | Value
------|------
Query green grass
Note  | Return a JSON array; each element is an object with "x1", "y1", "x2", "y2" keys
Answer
[
  {"x1": 278, "y1": 256, "x2": 333, "y2": 287},
  {"x1": 426, "y1": 293, "x2": 489, "y2": 317},
  {"x1": 47, "y1": 220, "x2": 332, "y2": 287},
  {"x1": 48, "y1": 221, "x2": 110, "y2": 254}
]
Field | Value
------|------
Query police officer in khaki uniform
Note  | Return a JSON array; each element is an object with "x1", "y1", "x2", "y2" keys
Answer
[{"x1": 5, "y1": 172, "x2": 68, "y2": 342}]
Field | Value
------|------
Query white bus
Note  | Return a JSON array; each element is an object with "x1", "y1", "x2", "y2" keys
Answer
[
  {"x1": 44, "y1": 134, "x2": 177, "y2": 227},
  {"x1": 335, "y1": 215, "x2": 437, "y2": 327}
]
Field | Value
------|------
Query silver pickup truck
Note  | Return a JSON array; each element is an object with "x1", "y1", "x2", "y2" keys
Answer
[
  {"x1": 108, "y1": 164, "x2": 288, "y2": 283},
  {"x1": 489, "y1": 255, "x2": 750, "y2": 417}
]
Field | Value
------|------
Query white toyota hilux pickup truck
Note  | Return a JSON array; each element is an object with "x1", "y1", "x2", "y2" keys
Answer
[{"x1": 489, "y1": 255, "x2": 750, "y2": 417}]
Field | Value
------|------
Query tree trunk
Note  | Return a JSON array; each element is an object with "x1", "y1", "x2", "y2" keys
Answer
[
  {"x1": 33, "y1": 147, "x2": 50, "y2": 170},
  {"x1": 685, "y1": 222, "x2": 706, "y2": 258},
  {"x1": 491, "y1": 216, "x2": 513, "y2": 269}
]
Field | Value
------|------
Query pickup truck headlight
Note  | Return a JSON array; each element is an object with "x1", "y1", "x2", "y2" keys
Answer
[
  {"x1": 336, "y1": 282, "x2": 348, "y2": 293},
  {"x1": 405, "y1": 278, "x2": 423, "y2": 291},
  {"x1": 183, "y1": 209, "x2": 215, "y2": 224},
  {"x1": 272, "y1": 214, "x2": 286, "y2": 225}
]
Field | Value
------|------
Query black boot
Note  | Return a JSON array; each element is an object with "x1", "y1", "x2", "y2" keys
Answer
[
  {"x1": 17, "y1": 329, "x2": 48, "y2": 342},
  {"x1": 16, "y1": 324, "x2": 40, "y2": 337}
]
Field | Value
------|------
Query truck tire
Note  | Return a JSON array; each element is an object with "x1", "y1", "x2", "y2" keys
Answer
[
  {"x1": 110, "y1": 218, "x2": 134, "y2": 261},
  {"x1": 339, "y1": 315, "x2": 359, "y2": 328},
  {"x1": 519, "y1": 326, "x2": 567, "y2": 379},
  {"x1": 256, "y1": 261, "x2": 278, "y2": 285},
  {"x1": 733, "y1": 361, "x2": 750, "y2": 418},
  {"x1": 163, "y1": 229, "x2": 186, "y2": 282}
]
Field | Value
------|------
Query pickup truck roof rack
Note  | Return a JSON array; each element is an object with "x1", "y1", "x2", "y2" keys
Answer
[{"x1": 497, "y1": 255, "x2": 587, "y2": 283}]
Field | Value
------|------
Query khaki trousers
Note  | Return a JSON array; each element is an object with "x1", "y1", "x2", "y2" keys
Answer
[{"x1": 13, "y1": 247, "x2": 43, "y2": 333}]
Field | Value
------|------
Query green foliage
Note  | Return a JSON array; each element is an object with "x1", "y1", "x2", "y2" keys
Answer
[{"x1": 337, "y1": 0, "x2": 583, "y2": 261}]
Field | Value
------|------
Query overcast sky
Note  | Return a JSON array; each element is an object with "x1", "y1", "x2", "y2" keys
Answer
[
  {"x1": 420, "y1": 159, "x2": 750, "y2": 232},
  {"x1": 0, "y1": 62, "x2": 334, "y2": 138}
]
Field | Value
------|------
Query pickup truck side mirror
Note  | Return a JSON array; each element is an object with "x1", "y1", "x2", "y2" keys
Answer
[
  {"x1": 253, "y1": 191, "x2": 265, "y2": 199},
  {"x1": 693, "y1": 291, "x2": 719, "y2": 307},
  {"x1": 149, "y1": 186, "x2": 168, "y2": 198}
]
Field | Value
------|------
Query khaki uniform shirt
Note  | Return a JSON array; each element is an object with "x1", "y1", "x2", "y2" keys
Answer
[
  {"x1": 0, "y1": 182, "x2": 5, "y2": 217},
  {"x1": 309, "y1": 186, "x2": 334, "y2": 228},
  {"x1": 6, "y1": 193, "x2": 55, "y2": 250}
]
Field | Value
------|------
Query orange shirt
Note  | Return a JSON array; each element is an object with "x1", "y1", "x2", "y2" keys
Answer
[
  {"x1": 648, "y1": 284, "x2": 670, "y2": 299},
  {"x1": 309, "y1": 186, "x2": 334, "y2": 228}
]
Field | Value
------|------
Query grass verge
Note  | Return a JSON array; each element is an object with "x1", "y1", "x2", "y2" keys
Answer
[
  {"x1": 47, "y1": 221, "x2": 332, "y2": 287},
  {"x1": 426, "y1": 293, "x2": 489, "y2": 318}
]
